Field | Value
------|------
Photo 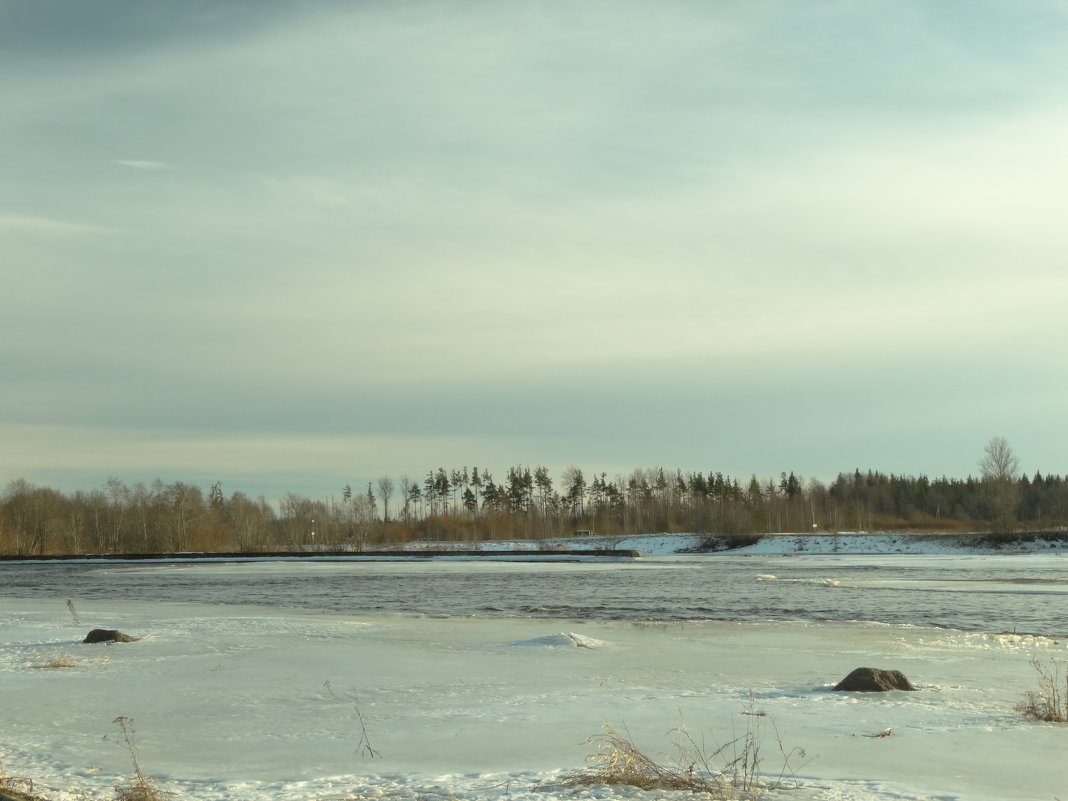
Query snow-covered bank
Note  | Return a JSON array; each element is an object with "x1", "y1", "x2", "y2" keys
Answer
[{"x1": 405, "y1": 531, "x2": 1068, "y2": 557}]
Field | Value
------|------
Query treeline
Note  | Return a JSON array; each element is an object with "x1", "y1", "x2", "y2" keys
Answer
[{"x1": 2, "y1": 462, "x2": 1067, "y2": 556}]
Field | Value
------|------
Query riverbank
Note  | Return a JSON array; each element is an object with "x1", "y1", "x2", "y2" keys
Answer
[
  {"x1": 404, "y1": 530, "x2": 1068, "y2": 557},
  {"x1": 0, "y1": 549, "x2": 641, "y2": 563},
  {"x1": 3, "y1": 531, "x2": 1067, "y2": 563}
]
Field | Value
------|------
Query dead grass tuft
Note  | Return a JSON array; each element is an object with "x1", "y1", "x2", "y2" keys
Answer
[
  {"x1": 566, "y1": 725, "x2": 729, "y2": 794},
  {"x1": 0, "y1": 760, "x2": 49, "y2": 801},
  {"x1": 563, "y1": 706, "x2": 804, "y2": 799},
  {"x1": 33, "y1": 648, "x2": 78, "y2": 670}
]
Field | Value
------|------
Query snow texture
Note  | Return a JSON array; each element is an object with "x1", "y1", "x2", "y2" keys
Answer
[{"x1": 3, "y1": 533, "x2": 1068, "y2": 801}]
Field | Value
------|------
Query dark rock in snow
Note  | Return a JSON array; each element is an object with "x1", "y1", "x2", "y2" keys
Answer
[
  {"x1": 83, "y1": 628, "x2": 138, "y2": 644},
  {"x1": 833, "y1": 667, "x2": 916, "y2": 692}
]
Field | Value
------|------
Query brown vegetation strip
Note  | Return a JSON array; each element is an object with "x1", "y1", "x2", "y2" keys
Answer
[
  {"x1": 0, "y1": 549, "x2": 640, "y2": 562},
  {"x1": 0, "y1": 787, "x2": 48, "y2": 801}
]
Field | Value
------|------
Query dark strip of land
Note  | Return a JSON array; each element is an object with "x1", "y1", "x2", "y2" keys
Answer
[{"x1": 0, "y1": 549, "x2": 641, "y2": 562}]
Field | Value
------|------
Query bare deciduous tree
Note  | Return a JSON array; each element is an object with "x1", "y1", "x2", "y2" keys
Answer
[
  {"x1": 979, "y1": 436, "x2": 1019, "y2": 533},
  {"x1": 376, "y1": 476, "x2": 394, "y2": 523},
  {"x1": 979, "y1": 436, "x2": 1019, "y2": 482}
]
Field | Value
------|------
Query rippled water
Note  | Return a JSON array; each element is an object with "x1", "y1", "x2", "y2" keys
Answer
[{"x1": 3, "y1": 553, "x2": 1068, "y2": 636}]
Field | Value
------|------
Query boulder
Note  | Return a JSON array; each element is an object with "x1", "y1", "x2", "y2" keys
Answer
[
  {"x1": 833, "y1": 667, "x2": 916, "y2": 692},
  {"x1": 83, "y1": 628, "x2": 138, "y2": 644}
]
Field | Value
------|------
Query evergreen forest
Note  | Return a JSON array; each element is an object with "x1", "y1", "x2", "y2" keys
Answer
[{"x1": 3, "y1": 447, "x2": 1067, "y2": 556}]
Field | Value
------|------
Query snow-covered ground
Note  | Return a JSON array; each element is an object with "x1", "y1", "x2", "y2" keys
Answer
[
  {"x1": 3, "y1": 534, "x2": 1068, "y2": 801},
  {"x1": 405, "y1": 530, "x2": 1068, "y2": 557}
]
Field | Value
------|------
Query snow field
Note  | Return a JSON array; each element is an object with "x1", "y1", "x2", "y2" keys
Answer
[{"x1": 3, "y1": 593, "x2": 1068, "y2": 801}]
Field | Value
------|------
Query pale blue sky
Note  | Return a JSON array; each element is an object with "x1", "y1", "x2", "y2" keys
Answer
[{"x1": 3, "y1": 0, "x2": 1067, "y2": 501}]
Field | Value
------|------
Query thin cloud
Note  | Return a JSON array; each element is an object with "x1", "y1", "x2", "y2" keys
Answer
[
  {"x1": 3, "y1": 1, "x2": 1067, "y2": 500},
  {"x1": 0, "y1": 213, "x2": 105, "y2": 234},
  {"x1": 113, "y1": 159, "x2": 171, "y2": 170}
]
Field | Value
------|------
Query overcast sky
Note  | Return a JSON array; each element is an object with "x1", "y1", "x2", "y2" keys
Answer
[{"x1": 3, "y1": 0, "x2": 1068, "y2": 502}]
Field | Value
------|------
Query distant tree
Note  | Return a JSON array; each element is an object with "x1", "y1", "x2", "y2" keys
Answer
[
  {"x1": 450, "y1": 469, "x2": 464, "y2": 513},
  {"x1": 654, "y1": 468, "x2": 668, "y2": 504},
  {"x1": 423, "y1": 471, "x2": 437, "y2": 516},
  {"x1": 435, "y1": 468, "x2": 451, "y2": 514},
  {"x1": 345, "y1": 491, "x2": 376, "y2": 551},
  {"x1": 533, "y1": 465, "x2": 555, "y2": 535},
  {"x1": 376, "y1": 476, "x2": 394, "y2": 523},
  {"x1": 779, "y1": 471, "x2": 802, "y2": 499},
  {"x1": 279, "y1": 492, "x2": 314, "y2": 548},
  {"x1": 979, "y1": 436, "x2": 1020, "y2": 533},
  {"x1": 469, "y1": 467, "x2": 483, "y2": 517},
  {"x1": 462, "y1": 487, "x2": 477, "y2": 515},
  {"x1": 209, "y1": 481, "x2": 224, "y2": 510},
  {"x1": 203, "y1": 481, "x2": 230, "y2": 548},
  {"x1": 2, "y1": 478, "x2": 58, "y2": 555},
  {"x1": 689, "y1": 471, "x2": 709, "y2": 500},
  {"x1": 366, "y1": 483, "x2": 378, "y2": 521},
  {"x1": 164, "y1": 482, "x2": 203, "y2": 551},
  {"x1": 227, "y1": 491, "x2": 273, "y2": 551},
  {"x1": 746, "y1": 475, "x2": 763, "y2": 504},
  {"x1": 980, "y1": 436, "x2": 1019, "y2": 482},
  {"x1": 480, "y1": 472, "x2": 501, "y2": 513},
  {"x1": 506, "y1": 466, "x2": 532, "y2": 514},
  {"x1": 405, "y1": 476, "x2": 422, "y2": 521},
  {"x1": 562, "y1": 466, "x2": 586, "y2": 518},
  {"x1": 398, "y1": 476, "x2": 412, "y2": 522}
]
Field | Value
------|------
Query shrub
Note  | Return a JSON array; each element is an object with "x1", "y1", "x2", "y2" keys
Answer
[
  {"x1": 693, "y1": 534, "x2": 764, "y2": 552},
  {"x1": 1019, "y1": 653, "x2": 1068, "y2": 722}
]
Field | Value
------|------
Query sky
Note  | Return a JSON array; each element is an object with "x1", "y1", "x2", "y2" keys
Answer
[{"x1": 3, "y1": 0, "x2": 1068, "y2": 503}]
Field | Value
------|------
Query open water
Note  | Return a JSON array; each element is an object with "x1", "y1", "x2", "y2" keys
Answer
[{"x1": 4, "y1": 552, "x2": 1068, "y2": 637}]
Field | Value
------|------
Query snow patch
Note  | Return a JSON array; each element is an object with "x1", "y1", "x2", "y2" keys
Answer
[{"x1": 506, "y1": 632, "x2": 607, "y2": 649}]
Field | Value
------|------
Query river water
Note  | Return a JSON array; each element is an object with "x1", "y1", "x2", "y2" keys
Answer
[{"x1": 4, "y1": 552, "x2": 1067, "y2": 637}]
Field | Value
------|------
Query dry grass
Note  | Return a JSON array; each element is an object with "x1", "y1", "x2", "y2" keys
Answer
[
  {"x1": 1018, "y1": 653, "x2": 1068, "y2": 722},
  {"x1": 0, "y1": 761, "x2": 49, "y2": 801},
  {"x1": 563, "y1": 708, "x2": 804, "y2": 799},
  {"x1": 113, "y1": 783, "x2": 165, "y2": 801},
  {"x1": 33, "y1": 648, "x2": 77, "y2": 670},
  {"x1": 3, "y1": 716, "x2": 161, "y2": 801},
  {"x1": 110, "y1": 717, "x2": 170, "y2": 801},
  {"x1": 565, "y1": 725, "x2": 733, "y2": 794},
  {"x1": 32, "y1": 648, "x2": 109, "y2": 672}
]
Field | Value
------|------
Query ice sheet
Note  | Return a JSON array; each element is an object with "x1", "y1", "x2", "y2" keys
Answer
[{"x1": 3, "y1": 594, "x2": 1067, "y2": 801}]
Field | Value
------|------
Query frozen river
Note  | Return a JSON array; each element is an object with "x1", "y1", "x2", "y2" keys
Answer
[
  {"x1": 4, "y1": 550, "x2": 1068, "y2": 635},
  {"x1": 3, "y1": 542, "x2": 1068, "y2": 801}
]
